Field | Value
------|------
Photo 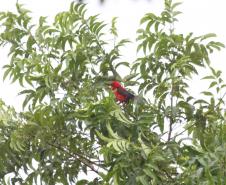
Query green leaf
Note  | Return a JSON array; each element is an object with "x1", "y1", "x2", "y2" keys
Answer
[
  {"x1": 113, "y1": 173, "x2": 119, "y2": 185},
  {"x1": 95, "y1": 130, "x2": 113, "y2": 143},
  {"x1": 115, "y1": 61, "x2": 129, "y2": 69},
  {"x1": 143, "y1": 168, "x2": 156, "y2": 179},
  {"x1": 208, "y1": 81, "x2": 217, "y2": 89},
  {"x1": 106, "y1": 123, "x2": 121, "y2": 140},
  {"x1": 200, "y1": 33, "x2": 216, "y2": 41},
  {"x1": 110, "y1": 17, "x2": 118, "y2": 37},
  {"x1": 108, "y1": 139, "x2": 130, "y2": 152},
  {"x1": 27, "y1": 35, "x2": 35, "y2": 51},
  {"x1": 173, "y1": 11, "x2": 182, "y2": 17},
  {"x1": 3, "y1": 66, "x2": 12, "y2": 81},
  {"x1": 140, "y1": 13, "x2": 157, "y2": 24},
  {"x1": 172, "y1": 2, "x2": 182, "y2": 10},
  {"x1": 76, "y1": 180, "x2": 89, "y2": 185},
  {"x1": 110, "y1": 109, "x2": 133, "y2": 125},
  {"x1": 194, "y1": 99, "x2": 208, "y2": 105},
  {"x1": 136, "y1": 175, "x2": 149, "y2": 185},
  {"x1": 202, "y1": 75, "x2": 215, "y2": 80},
  {"x1": 201, "y1": 91, "x2": 213, "y2": 96}
]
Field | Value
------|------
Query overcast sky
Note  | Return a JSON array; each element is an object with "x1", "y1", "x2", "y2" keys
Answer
[{"x1": 0, "y1": 0, "x2": 226, "y2": 111}]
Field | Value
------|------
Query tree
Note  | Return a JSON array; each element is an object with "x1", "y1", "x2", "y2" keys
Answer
[
  {"x1": 79, "y1": 0, "x2": 149, "y2": 4},
  {"x1": 0, "y1": 0, "x2": 226, "y2": 184}
]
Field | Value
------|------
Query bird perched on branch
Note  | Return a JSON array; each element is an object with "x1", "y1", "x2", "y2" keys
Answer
[{"x1": 111, "y1": 81, "x2": 135, "y2": 103}]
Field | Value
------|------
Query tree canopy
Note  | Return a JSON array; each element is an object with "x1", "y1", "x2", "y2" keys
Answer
[{"x1": 0, "y1": 0, "x2": 226, "y2": 184}]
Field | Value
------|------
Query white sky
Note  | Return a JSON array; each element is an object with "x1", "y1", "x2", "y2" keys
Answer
[{"x1": 0, "y1": 0, "x2": 226, "y2": 110}]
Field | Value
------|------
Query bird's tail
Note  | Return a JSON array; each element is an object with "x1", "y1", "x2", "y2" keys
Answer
[{"x1": 133, "y1": 95, "x2": 146, "y2": 104}]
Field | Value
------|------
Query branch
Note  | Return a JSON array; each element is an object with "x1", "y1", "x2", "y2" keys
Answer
[
  {"x1": 109, "y1": 59, "x2": 122, "y2": 80},
  {"x1": 171, "y1": 122, "x2": 195, "y2": 140},
  {"x1": 47, "y1": 142, "x2": 106, "y2": 175},
  {"x1": 167, "y1": 119, "x2": 173, "y2": 142},
  {"x1": 215, "y1": 91, "x2": 226, "y2": 108},
  {"x1": 160, "y1": 121, "x2": 195, "y2": 142},
  {"x1": 168, "y1": 90, "x2": 174, "y2": 142}
]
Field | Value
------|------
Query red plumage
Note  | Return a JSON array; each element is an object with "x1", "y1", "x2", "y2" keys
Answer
[{"x1": 111, "y1": 81, "x2": 135, "y2": 103}]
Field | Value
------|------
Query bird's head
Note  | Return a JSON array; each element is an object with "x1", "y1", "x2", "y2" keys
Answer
[{"x1": 111, "y1": 81, "x2": 122, "y2": 88}]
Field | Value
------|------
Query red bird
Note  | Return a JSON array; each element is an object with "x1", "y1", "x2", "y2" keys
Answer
[{"x1": 111, "y1": 81, "x2": 135, "y2": 103}]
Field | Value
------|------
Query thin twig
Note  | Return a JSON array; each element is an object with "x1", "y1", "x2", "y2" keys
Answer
[
  {"x1": 47, "y1": 142, "x2": 106, "y2": 174},
  {"x1": 168, "y1": 88, "x2": 174, "y2": 142},
  {"x1": 171, "y1": 122, "x2": 195, "y2": 140}
]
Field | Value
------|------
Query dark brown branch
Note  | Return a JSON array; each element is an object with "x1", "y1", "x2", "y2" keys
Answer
[
  {"x1": 160, "y1": 121, "x2": 195, "y2": 142},
  {"x1": 168, "y1": 90, "x2": 174, "y2": 142}
]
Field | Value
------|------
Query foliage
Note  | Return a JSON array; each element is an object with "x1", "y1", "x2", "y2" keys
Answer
[{"x1": 0, "y1": 0, "x2": 226, "y2": 184}]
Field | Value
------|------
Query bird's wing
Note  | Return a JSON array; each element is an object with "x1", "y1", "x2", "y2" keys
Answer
[{"x1": 117, "y1": 87, "x2": 134, "y2": 98}]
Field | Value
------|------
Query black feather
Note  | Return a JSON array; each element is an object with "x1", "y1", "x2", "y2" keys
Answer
[{"x1": 117, "y1": 87, "x2": 135, "y2": 103}]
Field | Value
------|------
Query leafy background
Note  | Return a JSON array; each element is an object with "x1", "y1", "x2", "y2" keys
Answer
[
  {"x1": 1, "y1": 0, "x2": 226, "y2": 109},
  {"x1": 0, "y1": 0, "x2": 226, "y2": 185}
]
